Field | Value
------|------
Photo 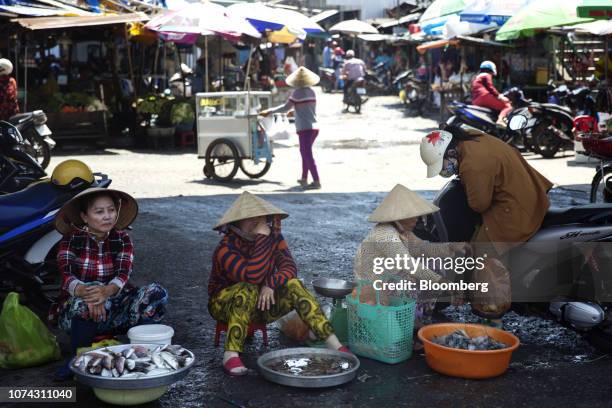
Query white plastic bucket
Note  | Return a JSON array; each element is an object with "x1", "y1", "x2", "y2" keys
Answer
[{"x1": 127, "y1": 324, "x2": 175, "y2": 345}]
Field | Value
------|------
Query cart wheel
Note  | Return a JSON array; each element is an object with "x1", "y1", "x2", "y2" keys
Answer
[
  {"x1": 240, "y1": 159, "x2": 271, "y2": 179},
  {"x1": 205, "y1": 138, "x2": 240, "y2": 182},
  {"x1": 203, "y1": 163, "x2": 213, "y2": 179}
]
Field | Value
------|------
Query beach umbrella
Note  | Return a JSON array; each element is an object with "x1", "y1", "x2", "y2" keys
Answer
[
  {"x1": 227, "y1": 3, "x2": 323, "y2": 34},
  {"x1": 577, "y1": 0, "x2": 612, "y2": 19},
  {"x1": 329, "y1": 19, "x2": 378, "y2": 35},
  {"x1": 146, "y1": 2, "x2": 261, "y2": 41},
  {"x1": 418, "y1": 0, "x2": 468, "y2": 35},
  {"x1": 459, "y1": 0, "x2": 531, "y2": 26},
  {"x1": 496, "y1": 0, "x2": 593, "y2": 41},
  {"x1": 419, "y1": 0, "x2": 468, "y2": 24}
]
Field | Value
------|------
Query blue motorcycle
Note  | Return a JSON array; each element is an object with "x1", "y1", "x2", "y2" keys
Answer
[{"x1": 0, "y1": 168, "x2": 110, "y2": 311}]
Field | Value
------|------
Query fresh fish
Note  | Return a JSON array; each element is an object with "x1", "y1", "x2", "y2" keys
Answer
[
  {"x1": 101, "y1": 369, "x2": 112, "y2": 377},
  {"x1": 160, "y1": 352, "x2": 178, "y2": 370},
  {"x1": 91, "y1": 357, "x2": 103, "y2": 368},
  {"x1": 162, "y1": 345, "x2": 185, "y2": 355},
  {"x1": 151, "y1": 352, "x2": 164, "y2": 368},
  {"x1": 115, "y1": 356, "x2": 126, "y2": 374},
  {"x1": 102, "y1": 355, "x2": 114, "y2": 370},
  {"x1": 134, "y1": 356, "x2": 152, "y2": 363},
  {"x1": 125, "y1": 359, "x2": 135, "y2": 371},
  {"x1": 431, "y1": 329, "x2": 508, "y2": 351},
  {"x1": 133, "y1": 346, "x2": 149, "y2": 358},
  {"x1": 122, "y1": 348, "x2": 135, "y2": 359}
]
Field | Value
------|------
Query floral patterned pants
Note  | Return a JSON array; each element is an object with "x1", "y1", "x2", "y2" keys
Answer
[
  {"x1": 58, "y1": 283, "x2": 168, "y2": 334},
  {"x1": 208, "y1": 279, "x2": 334, "y2": 352}
]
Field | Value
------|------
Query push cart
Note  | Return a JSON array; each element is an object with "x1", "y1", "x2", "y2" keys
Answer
[{"x1": 196, "y1": 91, "x2": 273, "y2": 182}]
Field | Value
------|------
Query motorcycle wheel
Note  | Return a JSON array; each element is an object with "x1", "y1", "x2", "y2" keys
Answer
[
  {"x1": 532, "y1": 123, "x2": 562, "y2": 158},
  {"x1": 590, "y1": 167, "x2": 612, "y2": 203},
  {"x1": 23, "y1": 132, "x2": 51, "y2": 169}
]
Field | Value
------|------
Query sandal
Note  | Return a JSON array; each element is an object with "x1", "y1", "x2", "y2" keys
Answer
[{"x1": 223, "y1": 356, "x2": 248, "y2": 376}]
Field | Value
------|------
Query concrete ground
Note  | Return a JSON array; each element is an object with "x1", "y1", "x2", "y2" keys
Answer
[{"x1": 1, "y1": 90, "x2": 610, "y2": 408}]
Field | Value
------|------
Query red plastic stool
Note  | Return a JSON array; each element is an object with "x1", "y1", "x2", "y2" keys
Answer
[
  {"x1": 214, "y1": 322, "x2": 268, "y2": 347},
  {"x1": 176, "y1": 130, "x2": 195, "y2": 148}
]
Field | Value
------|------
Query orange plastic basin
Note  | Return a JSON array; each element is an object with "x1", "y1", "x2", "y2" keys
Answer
[{"x1": 417, "y1": 323, "x2": 520, "y2": 379}]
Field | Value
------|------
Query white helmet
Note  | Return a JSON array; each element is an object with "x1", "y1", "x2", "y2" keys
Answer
[
  {"x1": 479, "y1": 60, "x2": 497, "y2": 76},
  {"x1": 0, "y1": 59, "x2": 13, "y2": 76},
  {"x1": 419, "y1": 130, "x2": 453, "y2": 178},
  {"x1": 346, "y1": 49, "x2": 355, "y2": 58}
]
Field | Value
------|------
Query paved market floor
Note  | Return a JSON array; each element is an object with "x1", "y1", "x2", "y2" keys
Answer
[{"x1": 2, "y1": 91, "x2": 610, "y2": 408}]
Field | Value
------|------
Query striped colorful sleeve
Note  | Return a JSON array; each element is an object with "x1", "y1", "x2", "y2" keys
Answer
[
  {"x1": 111, "y1": 232, "x2": 134, "y2": 289},
  {"x1": 57, "y1": 235, "x2": 81, "y2": 296},
  {"x1": 266, "y1": 234, "x2": 297, "y2": 289},
  {"x1": 218, "y1": 234, "x2": 275, "y2": 285}
]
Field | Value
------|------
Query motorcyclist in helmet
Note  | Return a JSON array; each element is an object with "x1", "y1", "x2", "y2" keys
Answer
[{"x1": 471, "y1": 61, "x2": 511, "y2": 127}]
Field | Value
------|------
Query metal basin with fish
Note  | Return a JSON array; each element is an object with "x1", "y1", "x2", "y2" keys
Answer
[
  {"x1": 418, "y1": 323, "x2": 520, "y2": 379},
  {"x1": 70, "y1": 344, "x2": 195, "y2": 405},
  {"x1": 257, "y1": 347, "x2": 359, "y2": 388},
  {"x1": 312, "y1": 278, "x2": 356, "y2": 299}
]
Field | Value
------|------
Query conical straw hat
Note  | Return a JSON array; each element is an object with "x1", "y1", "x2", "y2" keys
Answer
[
  {"x1": 367, "y1": 184, "x2": 439, "y2": 223},
  {"x1": 213, "y1": 191, "x2": 289, "y2": 230},
  {"x1": 285, "y1": 66, "x2": 320, "y2": 88},
  {"x1": 55, "y1": 187, "x2": 138, "y2": 235}
]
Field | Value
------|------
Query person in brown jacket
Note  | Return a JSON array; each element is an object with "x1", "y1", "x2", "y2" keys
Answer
[{"x1": 420, "y1": 126, "x2": 553, "y2": 323}]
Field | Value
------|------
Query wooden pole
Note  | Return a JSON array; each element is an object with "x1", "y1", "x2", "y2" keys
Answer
[
  {"x1": 125, "y1": 26, "x2": 137, "y2": 100},
  {"x1": 205, "y1": 35, "x2": 209, "y2": 92}
]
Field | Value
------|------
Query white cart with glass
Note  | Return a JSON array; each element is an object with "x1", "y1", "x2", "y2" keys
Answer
[{"x1": 196, "y1": 91, "x2": 273, "y2": 182}]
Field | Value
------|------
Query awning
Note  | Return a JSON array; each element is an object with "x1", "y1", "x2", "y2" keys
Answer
[
  {"x1": 417, "y1": 35, "x2": 510, "y2": 53},
  {"x1": 0, "y1": 4, "x2": 66, "y2": 17},
  {"x1": 358, "y1": 33, "x2": 394, "y2": 42},
  {"x1": 374, "y1": 12, "x2": 423, "y2": 29},
  {"x1": 14, "y1": 12, "x2": 149, "y2": 30},
  {"x1": 311, "y1": 9, "x2": 338, "y2": 23}
]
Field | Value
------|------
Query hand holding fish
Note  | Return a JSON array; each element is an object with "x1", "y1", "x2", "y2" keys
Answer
[{"x1": 258, "y1": 286, "x2": 275, "y2": 311}]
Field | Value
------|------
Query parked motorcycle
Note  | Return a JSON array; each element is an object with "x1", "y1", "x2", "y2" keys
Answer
[
  {"x1": 573, "y1": 115, "x2": 612, "y2": 203},
  {"x1": 512, "y1": 102, "x2": 574, "y2": 158},
  {"x1": 364, "y1": 61, "x2": 391, "y2": 96},
  {"x1": 0, "y1": 163, "x2": 110, "y2": 310},
  {"x1": 0, "y1": 121, "x2": 47, "y2": 194},
  {"x1": 318, "y1": 67, "x2": 336, "y2": 93},
  {"x1": 414, "y1": 177, "x2": 612, "y2": 352},
  {"x1": 8, "y1": 110, "x2": 55, "y2": 169},
  {"x1": 445, "y1": 87, "x2": 530, "y2": 145}
]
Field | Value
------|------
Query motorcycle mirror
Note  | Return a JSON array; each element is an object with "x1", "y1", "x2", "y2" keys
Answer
[{"x1": 508, "y1": 114, "x2": 528, "y2": 131}]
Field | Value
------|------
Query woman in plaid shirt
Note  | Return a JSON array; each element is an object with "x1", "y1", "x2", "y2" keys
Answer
[{"x1": 53, "y1": 188, "x2": 167, "y2": 380}]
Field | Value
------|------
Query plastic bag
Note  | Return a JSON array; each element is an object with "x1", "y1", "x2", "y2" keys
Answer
[
  {"x1": 260, "y1": 113, "x2": 292, "y2": 141},
  {"x1": 0, "y1": 292, "x2": 61, "y2": 369},
  {"x1": 275, "y1": 310, "x2": 310, "y2": 342},
  {"x1": 470, "y1": 258, "x2": 511, "y2": 318}
]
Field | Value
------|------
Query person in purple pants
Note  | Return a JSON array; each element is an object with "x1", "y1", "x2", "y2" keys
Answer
[{"x1": 261, "y1": 66, "x2": 321, "y2": 190}]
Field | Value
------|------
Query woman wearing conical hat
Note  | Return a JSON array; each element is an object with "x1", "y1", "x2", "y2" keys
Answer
[
  {"x1": 208, "y1": 192, "x2": 350, "y2": 376},
  {"x1": 260, "y1": 66, "x2": 322, "y2": 190},
  {"x1": 51, "y1": 188, "x2": 168, "y2": 381},
  {"x1": 353, "y1": 184, "x2": 468, "y2": 328}
]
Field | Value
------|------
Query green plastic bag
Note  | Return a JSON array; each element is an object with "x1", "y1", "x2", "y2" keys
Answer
[{"x1": 0, "y1": 293, "x2": 61, "y2": 369}]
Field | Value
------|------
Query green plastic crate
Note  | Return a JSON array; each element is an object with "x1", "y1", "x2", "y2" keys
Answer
[{"x1": 346, "y1": 281, "x2": 416, "y2": 364}]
